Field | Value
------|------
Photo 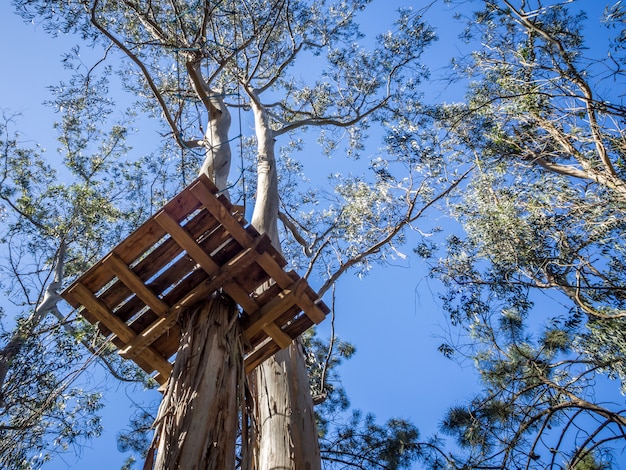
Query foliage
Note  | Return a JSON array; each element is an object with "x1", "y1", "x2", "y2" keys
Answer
[
  {"x1": 428, "y1": 0, "x2": 626, "y2": 468},
  {"x1": 0, "y1": 60, "x2": 155, "y2": 466},
  {"x1": 4, "y1": 0, "x2": 461, "y2": 467},
  {"x1": 321, "y1": 411, "x2": 421, "y2": 470}
]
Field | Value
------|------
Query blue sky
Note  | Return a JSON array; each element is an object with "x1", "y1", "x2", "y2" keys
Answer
[
  {"x1": 1, "y1": 1, "x2": 623, "y2": 469},
  {"x1": 0, "y1": 2, "x2": 481, "y2": 468}
]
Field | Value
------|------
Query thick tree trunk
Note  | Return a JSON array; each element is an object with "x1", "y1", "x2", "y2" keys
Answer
[
  {"x1": 150, "y1": 294, "x2": 241, "y2": 470},
  {"x1": 247, "y1": 93, "x2": 322, "y2": 470},
  {"x1": 255, "y1": 343, "x2": 321, "y2": 470}
]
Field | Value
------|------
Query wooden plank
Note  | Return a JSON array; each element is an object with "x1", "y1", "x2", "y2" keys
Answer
[
  {"x1": 119, "y1": 311, "x2": 181, "y2": 361},
  {"x1": 68, "y1": 283, "x2": 138, "y2": 343},
  {"x1": 245, "y1": 302, "x2": 298, "y2": 347},
  {"x1": 66, "y1": 181, "x2": 206, "y2": 297},
  {"x1": 161, "y1": 183, "x2": 205, "y2": 223},
  {"x1": 206, "y1": 240, "x2": 266, "y2": 292},
  {"x1": 190, "y1": 180, "x2": 256, "y2": 249},
  {"x1": 121, "y1": 238, "x2": 271, "y2": 359},
  {"x1": 150, "y1": 327, "x2": 182, "y2": 363},
  {"x1": 103, "y1": 253, "x2": 169, "y2": 317},
  {"x1": 62, "y1": 259, "x2": 117, "y2": 305},
  {"x1": 113, "y1": 220, "x2": 166, "y2": 268},
  {"x1": 224, "y1": 283, "x2": 258, "y2": 313},
  {"x1": 118, "y1": 245, "x2": 259, "y2": 359},
  {"x1": 295, "y1": 293, "x2": 326, "y2": 325},
  {"x1": 67, "y1": 282, "x2": 172, "y2": 378},
  {"x1": 244, "y1": 340, "x2": 280, "y2": 374},
  {"x1": 154, "y1": 209, "x2": 220, "y2": 275},
  {"x1": 109, "y1": 336, "x2": 161, "y2": 378},
  {"x1": 115, "y1": 209, "x2": 221, "y2": 304},
  {"x1": 262, "y1": 322, "x2": 292, "y2": 349},
  {"x1": 241, "y1": 264, "x2": 325, "y2": 324},
  {"x1": 282, "y1": 312, "x2": 316, "y2": 340},
  {"x1": 256, "y1": 252, "x2": 294, "y2": 289},
  {"x1": 243, "y1": 225, "x2": 287, "y2": 268},
  {"x1": 63, "y1": 174, "x2": 329, "y2": 379},
  {"x1": 242, "y1": 280, "x2": 304, "y2": 340},
  {"x1": 281, "y1": 279, "x2": 325, "y2": 325},
  {"x1": 131, "y1": 346, "x2": 173, "y2": 382},
  {"x1": 196, "y1": 173, "x2": 221, "y2": 199}
]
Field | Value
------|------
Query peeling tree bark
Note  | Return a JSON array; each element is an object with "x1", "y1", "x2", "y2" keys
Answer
[
  {"x1": 150, "y1": 294, "x2": 241, "y2": 470},
  {"x1": 255, "y1": 344, "x2": 321, "y2": 470}
]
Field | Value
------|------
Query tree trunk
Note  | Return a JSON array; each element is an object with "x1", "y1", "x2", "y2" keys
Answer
[
  {"x1": 150, "y1": 294, "x2": 241, "y2": 470},
  {"x1": 0, "y1": 243, "x2": 65, "y2": 399},
  {"x1": 249, "y1": 92, "x2": 280, "y2": 246},
  {"x1": 254, "y1": 343, "x2": 321, "y2": 470},
  {"x1": 247, "y1": 92, "x2": 322, "y2": 470},
  {"x1": 186, "y1": 60, "x2": 232, "y2": 197}
]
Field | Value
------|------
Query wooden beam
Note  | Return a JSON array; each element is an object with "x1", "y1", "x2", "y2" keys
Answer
[
  {"x1": 103, "y1": 253, "x2": 169, "y2": 317},
  {"x1": 154, "y1": 209, "x2": 220, "y2": 275},
  {"x1": 243, "y1": 280, "x2": 304, "y2": 339},
  {"x1": 189, "y1": 180, "x2": 255, "y2": 248},
  {"x1": 119, "y1": 312, "x2": 180, "y2": 361},
  {"x1": 295, "y1": 294, "x2": 326, "y2": 325},
  {"x1": 244, "y1": 341, "x2": 281, "y2": 374},
  {"x1": 119, "y1": 240, "x2": 269, "y2": 359},
  {"x1": 246, "y1": 266, "x2": 325, "y2": 324},
  {"x1": 255, "y1": 252, "x2": 294, "y2": 289},
  {"x1": 67, "y1": 282, "x2": 172, "y2": 379},
  {"x1": 262, "y1": 322, "x2": 292, "y2": 349}
]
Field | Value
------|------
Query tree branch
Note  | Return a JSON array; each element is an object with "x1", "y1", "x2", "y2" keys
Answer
[{"x1": 90, "y1": 0, "x2": 203, "y2": 149}]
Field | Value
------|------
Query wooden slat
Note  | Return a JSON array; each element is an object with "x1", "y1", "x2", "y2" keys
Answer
[
  {"x1": 295, "y1": 294, "x2": 326, "y2": 325},
  {"x1": 190, "y1": 180, "x2": 256, "y2": 248},
  {"x1": 154, "y1": 209, "x2": 220, "y2": 275},
  {"x1": 119, "y1": 312, "x2": 180, "y2": 361},
  {"x1": 262, "y1": 322, "x2": 292, "y2": 349},
  {"x1": 243, "y1": 280, "x2": 304, "y2": 340},
  {"x1": 67, "y1": 282, "x2": 172, "y2": 378},
  {"x1": 119, "y1": 239, "x2": 269, "y2": 359},
  {"x1": 244, "y1": 340, "x2": 280, "y2": 374},
  {"x1": 60, "y1": 174, "x2": 331, "y2": 379},
  {"x1": 71, "y1": 180, "x2": 207, "y2": 295},
  {"x1": 256, "y1": 252, "x2": 294, "y2": 288},
  {"x1": 244, "y1": 264, "x2": 325, "y2": 324},
  {"x1": 210, "y1": 236, "x2": 273, "y2": 313},
  {"x1": 103, "y1": 253, "x2": 169, "y2": 317},
  {"x1": 113, "y1": 220, "x2": 166, "y2": 267},
  {"x1": 161, "y1": 184, "x2": 205, "y2": 223},
  {"x1": 191, "y1": 180, "x2": 292, "y2": 295}
]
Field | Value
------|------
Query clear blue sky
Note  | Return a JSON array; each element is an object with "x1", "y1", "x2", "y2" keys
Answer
[{"x1": 2, "y1": 1, "x2": 621, "y2": 469}]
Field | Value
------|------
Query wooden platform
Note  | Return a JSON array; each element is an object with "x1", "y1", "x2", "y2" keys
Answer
[{"x1": 61, "y1": 174, "x2": 329, "y2": 385}]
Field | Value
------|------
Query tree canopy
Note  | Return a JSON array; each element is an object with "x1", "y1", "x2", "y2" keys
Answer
[
  {"x1": 427, "y1": 1, "x2": 626, "y2": 468},
  {"x1": 1, "y1": 0, "x2": 626, "y2": 469}
]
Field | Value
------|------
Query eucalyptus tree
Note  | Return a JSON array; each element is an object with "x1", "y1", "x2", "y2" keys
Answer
[
  {"x1": 426, "y1": 0, "x2": 626, "y2": 468},
  {"x1": 13, "y1": 0, "x2": 468, "y2": 468}
]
